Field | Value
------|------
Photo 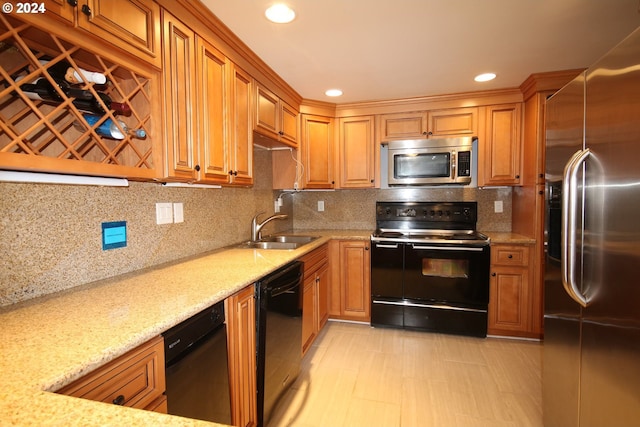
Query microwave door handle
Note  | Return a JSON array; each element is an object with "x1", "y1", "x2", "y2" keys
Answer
[{"x1": 451, "y1": 152, "x2": 456, "y2": 179}]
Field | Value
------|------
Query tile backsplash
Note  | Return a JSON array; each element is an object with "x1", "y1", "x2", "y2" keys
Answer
[
  {"x1": 0, "y1": 149, "x2": 511, "y2": 306},
  {"x1": 291, "y1": 186, "x2": 512, "y2": 231},
  {"x1": 0, "y1": 150, "x2": 290, "y2": 306}
]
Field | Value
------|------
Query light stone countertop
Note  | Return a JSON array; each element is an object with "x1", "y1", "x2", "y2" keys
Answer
[
  {"x1": 483, "y1": 231, "x2": 536, "y2": 244},
  {"x1": 0, "y1": 230, "x2": 370, "y2": 426}
]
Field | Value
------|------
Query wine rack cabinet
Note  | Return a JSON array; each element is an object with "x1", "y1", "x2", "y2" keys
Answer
[{"x1": 0, "y1": 14, "x2": 159, "y2": 179}]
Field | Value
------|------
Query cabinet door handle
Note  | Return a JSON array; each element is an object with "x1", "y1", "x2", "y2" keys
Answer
[
  {"x1": 112, "y1": 395, "x2": 125, "y2": 405},
  {"x1": 194, "y1": 164, "x2": 201, "y2": 172},
  {"x1": 491, "y1": 272, "x2": 496, "y2": 277},
  {"x1": 67, "y1": 0, "x2": 78, "y2": 6},
  {"x1": 81, "y1": 4, "x2": 91, "y2": 16}
]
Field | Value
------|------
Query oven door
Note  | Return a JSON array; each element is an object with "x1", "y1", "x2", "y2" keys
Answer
[
  {"x1": 404, "y1": 243, "x2": 490, "y2": 308},
  {"x1": 370, "y1": 240, "x2": 405, "y2": 327},
  {"x1": 371, "y1": 240, "x2": 404, "y2": 298}
]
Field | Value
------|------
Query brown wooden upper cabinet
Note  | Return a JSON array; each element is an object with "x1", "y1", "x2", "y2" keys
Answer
[
  {"x1": 478, "y1": 103, "x2": 523, "y2": 186},
  {"x1": 301, "y1": 114, "x2": 335, "y2": 189},
  {"x1": 161, "y1": 10, "x2": 253, "y2": 186},
  {"x1": 42, "y1": 0, "x2": 161, "y2": 67},
  {"x1": 378, "y1": 107, "x2": 478, "y2": 142},
  {"x1": 1, "y1": 10, "x2": 159, "y2": 180},
  {"x1": 254, "y1": 83, "x2": 299, "y2": 148},
  {"x1": 338, "y1": 116, "x2": 377, "y2": 188}
]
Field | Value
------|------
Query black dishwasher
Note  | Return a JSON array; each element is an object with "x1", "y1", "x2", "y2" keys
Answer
[
  {"x1": 256, "y1": 261, "x2": 304, "y2": 427},
  {"x1": 163, "y1": 300, "x2": 231, "y2": 424}
]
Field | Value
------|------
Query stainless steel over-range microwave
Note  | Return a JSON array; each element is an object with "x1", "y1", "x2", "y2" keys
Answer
[{"x1": 387, "y1": 136, "x2": 474, "y2": 186}]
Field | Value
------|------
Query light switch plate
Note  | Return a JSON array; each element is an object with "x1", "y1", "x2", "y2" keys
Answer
[
  {"x1": 494, "y1": 200, "x2": 504, "y2": 213},
  {"x1": 318, "y1": 200, "x2": 325, "y2": 212},
  {"x1": 173, "y1": 203, "x2": 184, "y2": 223},
  {"x1": 156, "y1": 202, "x2": 173, "y2": 225}
]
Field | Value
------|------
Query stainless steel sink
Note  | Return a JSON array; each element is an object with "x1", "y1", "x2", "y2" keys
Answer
[
  {"x1": 240, "y1": 241, "x2": 301, "y2": 250},
  {"x1": 260, "y1": 235, "x2": 319, "y2": 244},
  {"x1": 237, "y1": 235, "x2": 319, "y2": 250}
]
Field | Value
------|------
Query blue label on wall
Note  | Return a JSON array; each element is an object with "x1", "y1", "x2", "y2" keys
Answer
[{"x1": 102, "y1": 221, "x2": 127, "y2": 250}]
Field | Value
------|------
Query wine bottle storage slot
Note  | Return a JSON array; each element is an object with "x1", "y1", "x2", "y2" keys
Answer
[{"x1": 0, "y1": 14, "x2": 155, "y2": 176}]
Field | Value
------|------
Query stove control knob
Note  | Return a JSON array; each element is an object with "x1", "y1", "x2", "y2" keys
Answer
[
  {"x1": 438, "y1": 210, "x2": 443, "y2": 216},
  {"x1": 446, "y1": 210, "x2": 451, "y2": 217},
  {"x1": 430, "y1": 210, "x2": 435, "y2": 216},
  {"x1": 463, "y1": 208, "x2": 471, "y2": 217}
]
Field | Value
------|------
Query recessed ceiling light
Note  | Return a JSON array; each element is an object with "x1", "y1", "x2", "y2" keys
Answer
[
  {"x1": 325, "y1": 89, "x2": 343, "y2": 97},
  {"x1": 474, "y1": 73, "x2": 497, "y2": 82},
  {"x1": 265, "y1": 4, "x2": 296, "y2": 23}
]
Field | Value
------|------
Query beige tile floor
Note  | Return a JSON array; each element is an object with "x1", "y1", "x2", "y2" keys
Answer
[{"x1": 268, "y1": 321, "x2": 542, "y2": 427}]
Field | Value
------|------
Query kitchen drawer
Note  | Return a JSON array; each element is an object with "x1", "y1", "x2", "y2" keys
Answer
[
  {"x1": 58, "y1": 336, "x2": 166, "y2": 412},
  {"x1": 299, "y1": 243, "x2": 329, "y2": 276},
  {"x1": 491, "y1": 244, "x2": 530, "y2": 267}
]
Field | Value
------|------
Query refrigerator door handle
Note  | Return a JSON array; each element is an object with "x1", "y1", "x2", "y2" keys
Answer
[{"x1": 561, "y1": 148, "x2": 591, "y2": 307}]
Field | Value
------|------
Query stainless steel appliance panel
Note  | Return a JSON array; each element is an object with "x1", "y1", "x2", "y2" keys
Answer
[
  {"x1": 543, "y1": 73, "x2": 585, "y2": 427},
  {"x1": 387, "y1": 137, "x2": 473, "y2": 186},
  {"x1": 579, "y1": 27, "x2": 640, "y2": 427},
  {"x1": 544, "y1": 26, "x2": 640, "y2": 427}
]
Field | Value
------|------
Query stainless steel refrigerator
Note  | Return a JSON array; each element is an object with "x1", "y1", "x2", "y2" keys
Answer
[{"x1": 544, "y1": 27, "x2": 640, "y2": 427}]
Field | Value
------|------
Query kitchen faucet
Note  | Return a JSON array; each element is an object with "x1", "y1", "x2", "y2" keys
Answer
[{"x1": 251, "y1": 211, "x2": 288, "y2": 241}]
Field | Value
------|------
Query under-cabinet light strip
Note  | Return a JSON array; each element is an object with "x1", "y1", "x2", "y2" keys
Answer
[
  {"x1": 162, "y1": 182, "x2": 222, "y2": 189},
  {"x1": 0, "y1": 171, "x2": 129, "y2": 187}
]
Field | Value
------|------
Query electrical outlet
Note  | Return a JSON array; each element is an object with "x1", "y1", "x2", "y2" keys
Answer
[
  {"x1": 494, "y1": 201, "x2": 504, "y2": 213},
  {"x1": 173, "y1": 203, "x2": 184, "y2": 223},
  {"x1": 318, "y1": 200, "x2": 325, "y2": 212}
]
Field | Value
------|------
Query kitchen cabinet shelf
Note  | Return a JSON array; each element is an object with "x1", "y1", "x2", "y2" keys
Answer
[{"x1": 0, "y1": 14, "x2": 157, "y2": 179}]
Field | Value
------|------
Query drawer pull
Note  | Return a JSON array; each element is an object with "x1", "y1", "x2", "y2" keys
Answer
[
  {"x1": 112, "y1": 395, "x2": 125, "y2": 406},
  {"x1": 508, "y1": 254, "x2": 513, "y2": 259}
]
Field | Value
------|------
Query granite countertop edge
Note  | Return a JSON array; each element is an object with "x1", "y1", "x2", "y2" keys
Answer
[
  {"x1": 483, "y1": 231, "x2": 536, "y2": 244},
  {"x1": 0, "y1": 230, "x2": 370, "y2": 427}
]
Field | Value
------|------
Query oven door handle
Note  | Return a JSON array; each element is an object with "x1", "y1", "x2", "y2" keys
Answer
[
  {"x1": 372, "y1": 242, "x2": 400, "y2": 249},
  {"x1": 410, "y1": 244, "x2": 485, "y2": 252}
]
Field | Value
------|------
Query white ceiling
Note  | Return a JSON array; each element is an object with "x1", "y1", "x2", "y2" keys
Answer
[{"x1": 201, "y1": 0, "x2": 640, "y2": 104}]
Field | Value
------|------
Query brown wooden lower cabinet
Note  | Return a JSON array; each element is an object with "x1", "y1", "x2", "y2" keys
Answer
[
  {"x1": 225, "y1": 285, "x2": 257, "y2": 427},
  {"x1": 488, "y1": 242, "x2": 538, "y2": 338},
  {"x1": 328, "y1": 240, "x2": 371, "y2": 322},
  {"x1": 299, "y1": 244, "x2": 330, "y2": 355},
  {"x1": 57, "y1": 335, "x2": 167, "y2": 413}
]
